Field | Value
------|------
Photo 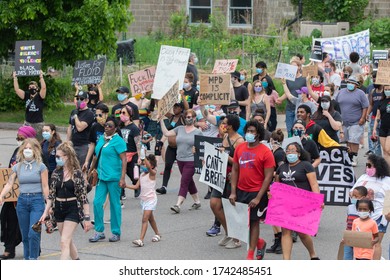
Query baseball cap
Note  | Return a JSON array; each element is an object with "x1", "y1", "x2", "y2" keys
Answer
[
  {"x1": 231, "y1": 71, "x2": 240, "y2": 79},
  {"x1": 75, "y1": 90, "x2": 89, "y2": 99},
  {"x1": 116, "y1": 86, "x2": 130, "y2": 94},
  {"x1": 227, "y1": 100, "x2": 239, "y2": 108},
  {"x1": 296, "y1": 87, "x2": 308, "y2": 94}
]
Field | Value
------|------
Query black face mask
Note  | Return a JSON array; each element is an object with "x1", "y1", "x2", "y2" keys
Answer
[
  {"x1": 29, "y1": 88, "x2": 37, "y2": 95},
  {"x1": 228, "y1": 111, "x2": 238, "y2": 116}
]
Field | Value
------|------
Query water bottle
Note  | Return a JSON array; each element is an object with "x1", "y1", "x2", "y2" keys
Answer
[
  {"x1": 140, "y1": 145, "x2": 146, "y2": 160},
  {"x1": 133, "y1": 165, "x2": 139, "y2": 180}
]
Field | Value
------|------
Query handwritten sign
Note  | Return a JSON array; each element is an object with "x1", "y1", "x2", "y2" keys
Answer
[
  {"x1": 212, "y1": 59, "x2": 238, "y2": 74},
  {"x1": 372, "y1": 50, "x2": 389, "y2": 71},
  {"x1": 14, "y1": 40, "x2": 42, "y2": 77},
  {"x1": 194, "y1": 135, "x2": 223, "y2": 174},
  {"x1": 376, "y1": 60, "x2": 390, "y2": 85},
  {"x1": 199, "y1": 142, "x2": 228, "y2": 193},
  {"x1": 199, "y1": 74, "x2": 231, "y2": 105},
  {"x1": 157, "y1": 80, "x2": 179, "y2": 121},
  {"x1": 302, "y1": 64, "x2": 319, "y2": 77},
  {"x1": 265, "y1": 182, "x2": 324, "y2": 236},
  {"x1": 0, "y1": 168, "x2": 20, "y2": 202},
  {"x1": 152, "y1": 45, "x2": 190, "y2": 99},
  {"x1": 310, "y1": 40, "x2": 322, "y2": 62},
  {"x1": 343, "y1": 230, "x2": 373, "y2": 249},
  {"x1": 222, "y1": 198, "x2": 249, "y2": 245},
  {"x1": 71, "y1": 58, "x2": 106, "y2": 85},
  {"x1": 274, "y1": 63, "x2": 298, "y2": 81},
  {"x1": 128, "y1": 66, "x2": 156, "y2": 95}
]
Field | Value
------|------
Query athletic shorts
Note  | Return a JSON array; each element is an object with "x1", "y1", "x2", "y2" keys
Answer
[
  {"x1": 210, "y1": 181, "x2": 231, "y2": 199},
  {"x1": 141, "y1": 199, "x2": 157, "y2": 211},
  {"x1": 379, "y1": 127, "x2": 390, "y2": 138},
  {"x1": 343, "y1": 124, "x2": 364, "y2": 144},
  {"x1": 236, "y1": 188, "x2": 268, "y2": 221}
]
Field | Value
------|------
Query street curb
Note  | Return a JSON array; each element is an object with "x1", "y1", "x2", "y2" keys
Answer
[{"x1": 0, "y1": 122, "x2": 68, "y2": 133}]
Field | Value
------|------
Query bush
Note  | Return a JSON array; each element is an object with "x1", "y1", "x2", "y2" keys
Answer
[{"x1": 351, "y1": 17, "x2": 390, "y2": 47}]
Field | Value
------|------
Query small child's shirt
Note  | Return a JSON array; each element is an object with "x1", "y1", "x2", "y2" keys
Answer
[
  {"x1": 352, "y1": 218, "x2": 378, "y2": 260},
  {"x1": 139, "y1": 171, "x2": 157, "y2": 203},
  {"x1": 346, "y1": 203, "x2": 359, "y2": 230}
]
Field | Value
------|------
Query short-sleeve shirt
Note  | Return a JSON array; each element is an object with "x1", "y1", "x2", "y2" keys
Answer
[
  {"x1": 301, "y1": 138, "x2": 320, "y2": 162},
  {"x1": 286, "y1": 77, "x2": 307, "y2": 111},
  {"x1": 12, "y1": 161, "x2": 47, "y2": 193},
  {"x1": 42, "y1": 140, "x2": 61, "y2": 173},
  {"x1": 233, "y1": 85, "x2": 249, "y2": 119},
  {"x1": 233, "y1": 142, "x2": 275, "y2": 192},
  {"x1": 276, "y1": 161, "x2": 315, "y2": 192},
  {"x1": 313, "y1": 111, "x2": 343, "y2": 143},
  {"x1": 173, "y1": 126, "x2": 203, "y2": 162},
  {"x1": 378, "y1": 99, "x2": 390, "y2": 130},
  {"x1": 120, "y1": 123, "x2": 140, "y2": 152},
  {"x1": 216, "y1": 115, "x2": 246, "y2": 137},
  {"x1": 89, "y1": 123, "x2": 105, "y2": 144},
  {"x1": 336, "y1": 88, "x2": 369, "y2": 126},
  {"x1": 112, "y1": 101, "x2": 140, "y2": 121},
  {"x1": 186, "y1": 64, "x2": 198, "y2": 87},
  {"x1": 325, "y1": 73, "x2": 341, "y2": 87},
  {"x1": 273, "y1": 147, "x2": 286, "y2": 167},
  {"x1": 24, "y1": 91, "x2": 44, "y2": 123},
  {"x1": 352, "y1": 218, "x2": 378, "y2": 260},
  {"x1": 95, "y1": 134, "x2": 127, "y2": 181},
  {"x1": 69, "y1": 109, "x2": 95, "y2": 146},
  {"x1": 183, "y1": 87, "x2": 198, "y2": 108},
  {"x1": 290, "y1": 96, "x2": 318, "y2": 115}
]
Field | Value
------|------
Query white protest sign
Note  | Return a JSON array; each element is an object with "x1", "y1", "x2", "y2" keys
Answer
[
  {"x1": 274, "y1": 63, "x2": 298, "y2": 81},
  {"x1": 222, "y1": 198, "x2": 249, "y2": 245},
  {"x1": 199, "y1": 142, "x2": 228, "y2": 193},
  {"x1": 152, "y1": 45, "x2": 190, "y2": 99},
  {"x1": 212, "y1": 59, "x2": 238, "y2": 74}
]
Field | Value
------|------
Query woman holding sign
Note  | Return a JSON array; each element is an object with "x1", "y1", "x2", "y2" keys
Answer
[{"x1": 274, "y1": 142, "x2": 321, "y2": 260}]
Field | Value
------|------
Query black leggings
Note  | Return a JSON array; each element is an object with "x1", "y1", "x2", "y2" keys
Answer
[
  {"x1": 122, "y1": 155, "x2": 139, "y2": 197},
  {"x1": 162, "y1": 146, "x2": 177, "y2": 187}
]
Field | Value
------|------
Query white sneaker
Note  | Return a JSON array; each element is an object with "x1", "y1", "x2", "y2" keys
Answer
[{"x1": 218, "y1": 236, "x2": 232, "y2": 246}]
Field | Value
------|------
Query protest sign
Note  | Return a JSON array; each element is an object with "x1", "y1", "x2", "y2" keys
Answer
[
  {"x1": 222, "y1": 198, "x2": 249, "y2": 245},
  {"x1": 14, "y1": 40, "x2": 42, "y2": 77},
  {"x1": 194, "y1": 135, "x2": 223, "y2": 174},
  {"x1": 302, "y1": 64, "x2": 319, "y2": 77},
  {"x1": 152, "y1": 45, "x2": 190, "y2": 99},
  {"x1": 375, "y1": 60, "x2": 390, "y2": 85},
  {"x1": 199, "y1": 142, "x2": 228, "y2": 193},
  {"x1": 71, "y1": 58, "x2": 106, "y2": 85},
  {"x1": 309, "y1": 40, "x2": 322, "y2": 62},
  {"x1": 212, "y1": 59, "x2": 238, "y2": 74},
  {"x1": 342, "y1": 231, "x2": 373, "y2": 249},
  {"x1": 157, "y1": 80, "x2": 180, "y2": 121},
  {"x1": 317, "y1": 147, "x2": 355, "y2": 206},
  {"x1": 274, "y1": 63, "x2": 298, "y2": 81},
  {"x1": 198, "y1": 74, "x2": 231, "y2": 105},
  {"x1": 265, "y1": 182, "x2": 324, "y2": 236},
  {"x1": 128, "y1": 66, "x2": 156, "y2": 95},
  {"x1": 383, "y1": 190, "x2": 390, "y2": 216},
  {"x1": 0, "y1": 168, "x2": 19, "y2": 202},
  {"x1": 372, "y1": 50, "x2": 389, "y2": 71}
]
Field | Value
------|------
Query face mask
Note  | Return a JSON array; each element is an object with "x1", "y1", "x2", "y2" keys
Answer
[
  {"x1": 321, "y1": 102, "x2": 330, "y2": 110},
  {"x1": 228, "y1": 111, "x2": 238, "y2": 116},
  {"x1": 256, "y1": 68, "x2": 263, "y2": 74},
  {"x1": 324, "y1": 68, "x2": 331, "y2": 73},
  {"x1": 254, "y1": 86, "x2": 263, "y2": 93},
  {"x1": 134, "y1": 93, "x2": 142, "y2": 100},
  {"x1": 76, "y1": 100, "x2": 87, "y2": 109},
  {"x1": 29, "y1": 88, "x2": 37, "y2": 95},
  {"x1": 120, "y1": 114, "x2": 130, "y2": 123},
  {"x1": 286, "y1": 153, "x2": 299, "y2": 163},
  {"x1": 323, "y1": 91, "x2": 331, "y2": 96},
  {"x1": 196, "y1": 85, "x2": 200, "y2": 91},
  {"x1": 23, "y1": 148, "x2": 33, "y2": 159},
  {"x1": 240, "y1": 75, "x2": 245, "y2": 81},
  {"x1": 245, "y1": 133, "x2": 256, "y2": 143},
  {"x1": 366, "y1": 167, "x2": 376, "y2": 177},
  {"x1": 292, "y1": 129, "x2": 304, "y2": 137},
  {"x1": 193, "y1": 57, "x2": 198, "y2": 64},
  {"x1": 351, "y1": 198, "x2": 358, "y2": 205},
  {"x1": 96, "y1": 116, "x2": 107, "y2": 126},
  {"x1": 55, "y1": 157, "x2": 65, "y2": 167},
  {"x1": 343, "y1": 73, "x2": 350, "y2": 79},
  {"x1": 385, "y1": 90, "x2": 390, "y2": 97},
  {"x1": 261, "y1": 81, "x2": 268, "y2": 88},
  {"x1": 42, "y1": 132, "x2": 51, "y2": 141},
  {"x1": 17, "y1": 140, "x2": 23, "y2": 147},
  {"x1": 140, "y1": 166, "x2": 149, "y2": 173},
  {"x1": 183, "y1": 83, "x2": 190, "y2": 90},
  {"x1": 312, "y1": 78, "x2": 319, "y2": 85},
  {"x1": 357, "y1": 211, "x2": 370, "y2": 219},
  {"x1": 185, "y1": 118, "x2": 194, "y2": 126},
  {"x1": 117, "y1": 93, "x2": 127, "y2": 102},
  {"x1": 347, "y1": 84, "x2": 355, "y2": 91}
]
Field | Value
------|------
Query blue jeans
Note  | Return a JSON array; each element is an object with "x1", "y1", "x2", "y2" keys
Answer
[
  {"x1": 343, "y1": 245, "x2": 353, "y2": 260},
  {"x1": 368, "y1": 117, "x2": 382, "y2": 155},
  {"x1": 16, "y1": 193, "x2": 45, "y2": 260},
  {"x1": 285, "y1": 109, "x2": 295, "y2": 137}
]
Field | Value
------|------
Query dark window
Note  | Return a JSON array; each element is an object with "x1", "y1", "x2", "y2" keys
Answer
[
  {"x1": 229, "y1": 0, "x2": 252, "y2": 26},
  {"x1": 189, "y1": 0, "x2": 211, "y2": 23}
]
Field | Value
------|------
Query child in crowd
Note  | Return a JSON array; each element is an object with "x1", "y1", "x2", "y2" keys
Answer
[
  {"x1": 343, "y1": 186, "x2": 368, "y2": 259},
  {"x1": 126, "y1": 154, "x2": 161, "y2": 247},
  {"x1": 352, "y1": 199, "x2": 379, "y2": 260}
]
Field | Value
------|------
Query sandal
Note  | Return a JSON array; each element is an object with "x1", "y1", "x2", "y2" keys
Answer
[
  {"x1": 152, "y1": 234, "x2": 161, "y2": 242},
  {"x1": 132, "y1": 239, "x2": 144, "y2": 247}
]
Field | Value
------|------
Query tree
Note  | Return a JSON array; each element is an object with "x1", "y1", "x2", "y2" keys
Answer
[{"x1": 0, "y1": 0, "x2": 133, "y2": 69}]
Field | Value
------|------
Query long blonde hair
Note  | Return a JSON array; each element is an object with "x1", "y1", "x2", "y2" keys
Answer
[
  {"x1": 56, "y1": 141, "x2": 80, "y2": 176},
  {"x1": 251, "y1": 80, "x2": 265, "y2": 101},
  {"x1": 17, "y1": 138, "x2": 42, "y2": 163}
]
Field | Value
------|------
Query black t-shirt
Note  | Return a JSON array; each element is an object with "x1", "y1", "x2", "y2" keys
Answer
[
  {"x1": 285, "y1": 77, "x2": 307, "y2": 111},
  {"x1": 112, "y1": 101, "x2": 140, "y2": 121},
  {"x1": 183, "y1": 87, "x2": 198, "y2": 108},
  {"x1": 273, "y1": 147, "x2": 286, "y2": 167},
  {"x1": 89, "y1": 122, "x2": 105, "y2": 144},
  {"x1": 301, "y1": 138, "x2": 319, "y2": 162},
  {"x1": 69, "y1": 109, "x2": 95, "y2": 146},
  {"x1": 379, "y1": 99, "x2": 390, "y2": 129},
  {"x1": 233, "y1": 85, "x2": 249, "y2": 119},
  {"x1": 186, "y1": 64, "x2": 198, "y2": 87},
  {"x1": 313, "y1": 111, "x2": 342, "y2": 143},
  {"x1": 332, "y1": 100, "x2": 341, "y2": 114},
  {"x1": 276, "y1": 161, "x2": 315, "y2": 192},
  {"x1": 24, "y1": 91, "x2": 44, "y2": 123},
  {"x1": 120, "y1": 123, "x2": 140, "y2": 152},
  {"x1": 306, "y1": 122, "x2": 322, "y2": 145}
]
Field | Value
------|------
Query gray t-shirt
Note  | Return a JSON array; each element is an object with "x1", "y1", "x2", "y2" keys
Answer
[
  {"x1": 12, "y1": 161, "x2": 47, "y2": 193},
  {"x1": 173, "y1": 126, "x2": 203, "y2": 161},
  {"x1": 290, "y1": 96, "x2": 318, "y2": 116},
  {"x1": 336, "y1": 88, "x2": 369, "y2": 126},
  {"x1": 286, "y1": 77, "x2": 307, "y2": 111}
]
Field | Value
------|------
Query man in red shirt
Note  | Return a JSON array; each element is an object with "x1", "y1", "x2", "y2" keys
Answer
[{"x1": 230, "y1": 120, "x2": 275, "y2": 260}]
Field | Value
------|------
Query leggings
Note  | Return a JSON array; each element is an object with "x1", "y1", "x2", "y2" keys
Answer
[{"x1": 162, "y1": 146, "x2": 177, "y2": 187}]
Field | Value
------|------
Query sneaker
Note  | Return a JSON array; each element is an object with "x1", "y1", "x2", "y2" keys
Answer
[
  {"x1": 225, "y1": 239, "x2": 241, "y2": 249},
  {"x1": 121, "y1": 202, "x2": 125, "y2": 209},
  {"x1": 89, "y1": 232, "x2": 105, "y2": 243},
  {"x1": 189, "y1": 203, "x2": 201, "y2": 210},
  {"x1": 204, "y1": 191, "x2": 211, "y2": 199},
  {"x1": 256, "y1": 239, "x2": 267, "y2": 260},
  {"x1": 109, "y1": 234, "x2": 120, "y2": 242},
  {"x1": 170, "y1": 205, "x2": 180, "y2": 214},
  {"x1": 206, "y1": 224, "x2": 221, "y2": 237},
  {"x1": 121, "y1": 194, "x2": 127, "y2": 200},
  {"x1": 218, "y1": 236, "x2": 232, "y2": 246},
  {"x1": 156, "y1": 187, "x2": 167, "y2": 195},
  {"x1": 292, "y1": 231, "x2": 298, "y2": 243}
]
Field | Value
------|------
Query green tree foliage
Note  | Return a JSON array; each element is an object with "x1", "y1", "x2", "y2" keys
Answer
[{"x1": 0, "y1": 0, "x2": 133, "y2": 68}]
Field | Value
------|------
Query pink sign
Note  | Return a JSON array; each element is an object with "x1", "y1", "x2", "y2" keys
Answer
[
  {"x1": 265, "y1": 182, "x2": 324, "y2": 236},
  {"x1": 212, "y1": 59, "x2": 238, "y2": 74},
  {"x1": 128, "y1": 66, "x2": 156, "y2": 96}
]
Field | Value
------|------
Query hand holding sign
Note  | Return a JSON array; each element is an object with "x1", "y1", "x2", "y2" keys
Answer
[{"x1": 274, "y1": 63, "x2": 298, "y2": 81}]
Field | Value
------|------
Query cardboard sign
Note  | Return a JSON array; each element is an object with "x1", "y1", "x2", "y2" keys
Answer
[
  {"x1": 157, "y1": 80, "x2": 179, "y2": 121},
  {"x1": 302, "y1": 64, "x2": 319, "y2": 77},
  {"x1": 212, "y1": 59, "x2": 238, "y2": 74},
  {"x1": 343, "y1": 230, "x2": 373, "y2": 249},
  {"x1": 71, "y1": 58, "x2": 106, "y2": 85},
  {"x1": 383, "y1": 190, "x2": 390, "y2": 216},
  {"x1": 317, "y1": 147, "x2": 355, "y2": 206},
  {"x1": 199, "y1": 142, "x2": 228, "y2": 193},
  {"x1": 0, "y1": 168, "x2": 20, "y2": 202},
  {"x1": 14, "y1": 40, "x2": 42, "y2": 77},
  {"x1": 274, "y1": 62, "x2": 298, "y2": 81},
  {"x1": 372, "y1": 50, "x2": 389, "y2": 71},
  {"x1": 152, "y1": 45, "x2": 190, "y2": 99},
  {"x1": 198, "y1": 74, "x2": 231, "y2": 105},
  {"x1": 310, "y1": 40, "x2": 323, "y2": 62},
  {"x1": 265, "y1": 182, "x2": 324, "y2": 236},
  {"x1": 222, "y1": 198, "x2": 249, "y2": 245},
  {"x1": 194, "y1": 135, "x2": 223, "y2": 174},
  {"x1": 375, "y1": 60, "x2": 390, "y2": 85},
  {"x1": 128, "y1": 66, "x2": 156, "y2": 95}
]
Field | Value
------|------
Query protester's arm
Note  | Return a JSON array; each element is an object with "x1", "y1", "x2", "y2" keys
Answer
[
  {"x1": 372, "y1": 109, "x2": 380, "y2": 138},
  {"x1": 160, "y1": 118, "x2": 176, "y2": 137},
  {"x1": 307, "y1": 172, "x2": 320, "y2": 193},
  {"x1": 306, "y1": 75, "x2": 319, "y2": 101},
  {"x1": 13, "y1": 71, "x2": 25, "y2": 99},
  {"x1": 39, "y1": 70, "x2": 47, "y2": 99},
  {"x1": 322, "y1": 111, "x2": 342, "y2": 131},
  {"x1": 66, "y1": 125, "x2": 72, "y2": 141},
  {"x1": 229, "y1": 161, "x2": 239, "y2": 206},
  {"x1": 97, "y1": 80, "x2": 104, "y2": 102},
  {"x1": 83, "y1": 142, "x2": 96, "y2": 172},
  {"x1": 0, "y1": 171, "x2": 17, "y2": 205},
  {"x1": 74, "y1": 115, "x2": 89, "y2": 132}
]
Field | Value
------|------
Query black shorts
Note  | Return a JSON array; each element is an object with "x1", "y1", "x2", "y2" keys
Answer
[
  {"x1": 210, "y1": 181, "x2": 232, "y2": 199},
  {"x1": 236, "y1": 188, "x2": 268, "y2": 221},
  {"x1": 54, "y1": 200, "x2": 80, "y2": 223},
  {"x1": 379, "y1": 127, "x2": 390, "y2": 138}
]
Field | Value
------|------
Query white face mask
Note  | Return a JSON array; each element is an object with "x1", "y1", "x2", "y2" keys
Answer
[
  {"x1": 23, "y1": 148, "x2": 34, "y2": 159},
  {"x1": 17, "y1": 140, "x2": 23, "y2": 147},
  {"x1": 357, "y1": 211, "x2": 370, "y2": 219}
]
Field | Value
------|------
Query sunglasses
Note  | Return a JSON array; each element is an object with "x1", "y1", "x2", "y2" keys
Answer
[
  {"x1": 95, "y1": 113, "x2": 103, "y2": 118},
  {"x1": 366, "y1": 163, "x2": 373, "y2": 168},
  {"x1": 16, "y1": 137, "x2": 25, "y2": 141},
  {"x1": 104, "y1": 123, "x2": 115, "y2": 128},
  {"x1": 76, "y1": 97, "x2": 85, "y2": 101}
]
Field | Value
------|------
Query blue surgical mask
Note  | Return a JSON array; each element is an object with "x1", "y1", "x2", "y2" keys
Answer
[
  {"x1": 256, "y1": 68, "x2": 263, "y2": 74},
  {"x1": 42, "y1": 132, "x2": 51, "y2": 141},
  {"x1": 321, "y1": 102, "x2": 330, "y2": 110},
  {"x1": 261, "y1": 81, "x2": 268, "y2": 88},
  {"x1": 347, "y1": 84, "x2": 355, "y2": 91},
  {"x1": 193, "y1": 57, "x2": 198, "y2": 64},
  {"x1": 286, "y1": 153, "x2": 299, "y2": 163},
  {"x1": 183, "y1": 83, "x2": 190, "y2": 89},
  {"x1": 196, "y1": 85, "x2": 200, "y2": 91},
  {"x1": 56, "y1": 157, "x2": 65, "y2": 167},
  {"x1": 385, "y1": 90, "x2": 390, "y2": 97},
  {"x1": 140, "y1": 166, "x2": 149, "y2": 173},
  {"x1": 312, "y1": 78, "x2": 319, "y2": 85},
  {"x1": 117, "y1": 93, "x2": 127, "y2": 102},
  {"x1": 357, "y1": 211, "x2": 370, "y2": 219},
  {"x1": 254, "y1": 86, "x2": 263, "y2": 93},
  {"x1": 324, "y1": 68, "x2": 331, "y2": 73},
  {"x1": 245, "y1": 133, "x2": 256, "y2": 143},
  {"x1": 240, "y1": 75, "x2": 245, "y2": 81},
  {"x1": 351, "y1": 198, "x2": 358, "y2": 205},
  {"x1": 292, "y1": 129, "x2": 304, "y2": 137}
]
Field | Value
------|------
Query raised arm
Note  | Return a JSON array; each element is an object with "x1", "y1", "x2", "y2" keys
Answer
[
  {"x1": 306, "y1": 75, "x2": 319, "y2": 101},
  {"x1": 39, "y1": 70, "x2": 47, "y2": 99},
  {"x1": 13, "y1": 71, "x2": 25, "y2": 99},
  {"x1": 160, "y1": 118, "x2": 177, "y2": 137},
  {"x1": 97, "y1": 80, "x2": 104, "y2": 102}
]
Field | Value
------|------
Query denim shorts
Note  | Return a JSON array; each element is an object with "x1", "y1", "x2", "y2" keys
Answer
[
  {"x1": 54, "y1": 200, "x2": 80, "y2": 223},
  {"x1": 376, "y1": 216, "x2": 388, "y2": 233}
]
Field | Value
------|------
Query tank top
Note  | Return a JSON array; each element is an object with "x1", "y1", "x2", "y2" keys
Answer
[
  {"x1": 139, "y1": 172, "x2": 157, "y2": 202},
  {"x1": 250, "y1": 94, "x2": 267, "y2": 115}
]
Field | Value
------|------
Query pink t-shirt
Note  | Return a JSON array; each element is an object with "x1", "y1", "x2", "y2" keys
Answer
[
  {"x1": 268, "y1": 90, "x2": 279, "y2": 108},
  {"x1": 139, "y1": 172, "x2": 157, "y2": 202}
]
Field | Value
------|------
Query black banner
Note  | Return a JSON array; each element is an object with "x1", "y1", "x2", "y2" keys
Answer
[
  {"x1": 194, "y1": 135, "x2": 223, "y2": 174},
  {"x1": 310, "y1": 40, "x2": 323, "y2": 62},
  {"x1": 14, "y1": 40, "x2": 42, "y2": 77},
  {"x1": 372, "y1": 50, "x2": 389, "y2": 71},
  {"x1": 72, "y1": 58, "x2": 106, "y2": 85}
]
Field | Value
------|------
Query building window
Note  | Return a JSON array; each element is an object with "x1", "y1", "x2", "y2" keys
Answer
[
  {"x1": 229, "y1": 0, "x2": 252, "y2": 26},
  {"x1": 188, "y1": 0, "x2": 211, "y2": 24}
]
